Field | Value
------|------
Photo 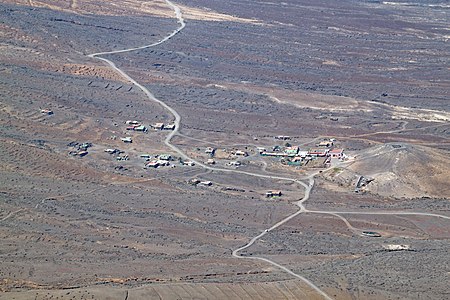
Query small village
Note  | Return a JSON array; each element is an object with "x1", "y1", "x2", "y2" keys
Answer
[
  {"x1": 66, "y1": 116, "x2": 347, "y2": 171},
  {"x1": 66, "y1": 119, "x2": 347, "y2": 201}
]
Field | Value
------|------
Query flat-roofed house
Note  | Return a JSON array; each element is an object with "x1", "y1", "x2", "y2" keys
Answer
[
  {"x1": 317, "y1": 141, "x2": 333, "y2": 147},
  {"x1": 266, "y1": 190, "x2": 282, "y2": 197},
  {"x1": 152, "y1": 123, "x2": 165, "y2": 130},
  {"x1": 330, "y1": 148, "x2": 344, "y2": 158},
  {"x1": 147, "y1": 161, "x2": 159, "y2": 168},
  {"x1": 308, "y1": 148, "x2": 329, "y2": 157},
  {"x1": 234, "y1": 150, "x2": 248, "y2": 156},
  {"x1": 284, "y1": 146, "x2": 299, "y2": 156},
  {"x1": 164, "y1": 124, "x2": 176, "y2": 130},
  {"x1": 120, "y1": 137, "x2": 132, "y2": 143}
]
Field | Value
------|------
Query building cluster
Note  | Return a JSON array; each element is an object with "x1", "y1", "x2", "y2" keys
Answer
[
  {"x1": 275, "y1": 135, "x2": 291, "y2": 140},
  {"x1": 150, "y1": 122, "x2": 176, "y2": 131},
  {"x1": 120, "y1": 137, "x2": 133, "y2": 143},
  {"x1": 142, "y1": 155, "x2": 196, "y2": 169},
  {"x1": 105, "y1": 148, "x2": 124, "y2": 155},
  {"x1": 354, "y1": 175, "x2": 374, "y2": 193},
  {"x1": 233, "y1": 150, "x2": 248, "y2": 156},
  {"x1": 201, "y1": 146, "x2": 248, "y2": 167},
  {"x1": 205, "y1": 147, "x2": 216, "y2": 155},
  {"x1": 188, "y1": 179, "x2": 213, "y2": 186},
  {"x1": 68, "y1": 141, "x2": 92, "y2": 157},
  {"x1": 266, "y1": 190, "x2": 282, "y2": 198},
  {"x1": 40, "y1": 108, "x2": 53, "y2": 115},
  {"x1": 120, "y1": 120, "x2": 175, "y2": 143},
  {"x1": 259, "y1": 139, "x2": 345, "y2": 167},
  {"x1": 145, "y1": 154, "x2": 173, "y2": 168}
]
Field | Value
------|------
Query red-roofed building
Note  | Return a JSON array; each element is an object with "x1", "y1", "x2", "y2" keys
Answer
[
  {"x1": 329, "y1": 148, "x2": 344, "y2": 158},
  {"x1": 308, "y1": 148, "x2": 329, "y2": 157}
]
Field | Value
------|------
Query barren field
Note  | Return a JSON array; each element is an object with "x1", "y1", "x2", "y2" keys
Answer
[{"x1": 1, "y1": 0, "x2": 449, "y2": 299}]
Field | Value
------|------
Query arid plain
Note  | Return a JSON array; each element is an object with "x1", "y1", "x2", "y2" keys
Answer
[{"x1": 0, "y1": 0, "x2": 449, "y2": 299}]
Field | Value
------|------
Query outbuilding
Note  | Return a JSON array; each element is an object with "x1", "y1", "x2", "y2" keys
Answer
[
  {"x1": 134, "y1": 125, "x2": 147, "y2": 132},
  {"x1": 105, "y1": 148, "x2": 121, "y2": 154},
  {"x1": 200, "y1": 181, "x2": 213, "y2": 186},
  {"x1": 266, "y1": 190, "x2": 282, "y2": 197},
  {"x1": 147, "y1": 161, "x2": 159, "y2": 168},
  {"x1": 164, "y1": 124, "x2": 176, "y2": 130},
  {"x1": 126, "y1": 120, "x2": 140, "y2": 125},
  {"x1": 275, "y1": 135, "x2": 291, "y2": 140},
  {"x1": 308, "y1": 148, "x2": 329, "y2": 157},
  {"x1": 284, "y1": 146, "x2": 299, "y2": 156},
  {"x1": 40, "y1": 109, "x2": 53, "y2": 115},
  {"x1": 158, "y1": 154, "x2": 172, "y2": 161},
  {"x1": 120, "y1": 137, "x2": 132, "y2": 143},
  {"x1": 157, "y1": 160, "x2": 170, "y2": 166},
  {"x1": 152, "y1": 123, "x2": 165, "y2": 130},
  {"x1": 234, "y1": 150, "x2": 248, "y2": 156},
  {"x1": 317, "y1": 141, "x2": 333, "y2": 148},
  {"x1": 329, "y1": 148, "x2": 344, "y2": 158},
  {"x1": 205, "y1": 147, "x2": 216, "y2": 155}
]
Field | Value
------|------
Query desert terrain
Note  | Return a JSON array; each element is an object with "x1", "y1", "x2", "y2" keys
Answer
[{"x1": 0, "y1": 0, "x2": 449, "y2": 299}]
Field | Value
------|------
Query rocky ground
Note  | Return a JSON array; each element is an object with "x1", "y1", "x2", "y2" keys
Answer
[{"x1": 0, "y1": 0, "x2": 449, "y2": 299}]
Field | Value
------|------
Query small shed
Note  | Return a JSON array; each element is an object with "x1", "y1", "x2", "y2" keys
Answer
[
  {"x1": 292, "y1": 156, "x2": 302, "y2": 162},
  {"x1": 77, "y1": 151, "x2": 88, "y2": 157},
  {"x1": 157, "y1": 160, "x2": 170, "y2": 166},
  {"x1": 189, "y1": 179, "x2": 201, "y2": 185},
  {"x1": 105, "y1": 148, "x2": 120, "y2": 154},
  {"x1": 134, "y1": 125, "x2": 147, "y2": 132},
  {"x1": 308, "y1": 148, "x2": 329, "y2": 157},
  {"x1": 164, "y1": 124, "x2": 176, "y2": 130},
  {"x1": 266, "y1": 190, "x2": 282, "y2": 197},
  {"x1": 205, "y1": 147, "x2": 216, "y2": 154},
  {"x1": 330, "y1": 148, "x2": 344, "y2": 158},
  {"x1": 298, "y1": 150, "x2": 309, "y2": 158},
  {"x1": 234, "y1": 150, "x2": 248, "y2": 156},
  {"x1": 40, "y1": 109, "x2": 53, "y2": 115},
  {"x1": 158, "y1": 154, "x2": 172, "y2": 161},
  {"x1": 120, "y1": 137, "x2": 132, "y2": 143},
  {"x1": 126, "y1": 120, "x2": 140, "y2": 125},
  {"x1": 256, "y1": 147, "x2": 266, "y2": 153},
  {"x1": 317, "y1": 141, "x2": 333, "y2": 148},
  {"x1": 152, "y1": 123, "x2": 164, "y2": 130},
  {"x1": 284, "y1": 146, "x2": 299, "y2": 156},
  {"x1": 275, "y1": 135, "x2": 291, "y2": 140},
  {"x1": 147, "y1": 161, "x2": 159, "y2": 168}
]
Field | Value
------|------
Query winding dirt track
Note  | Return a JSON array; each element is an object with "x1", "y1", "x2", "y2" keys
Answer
[{"x1": 85, "y1": 1, "x2": 449, "y2": 299}]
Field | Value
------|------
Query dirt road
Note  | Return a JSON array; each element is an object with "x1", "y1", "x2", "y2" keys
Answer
[{"x1": 86, "y1": 1, "x2": 449, "y2": 299}]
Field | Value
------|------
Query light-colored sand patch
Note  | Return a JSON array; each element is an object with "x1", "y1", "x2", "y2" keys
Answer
[
  {"x1": 16, "y1": 0, "x2": 262, "y2": 24},
  {"x1": 327, "y1": 26, "x2": 369, "y2": 35},
  {"x1": 70, "y1": 0, "x2": 78, "y2": 9},
  {"x1": 322, "y1": 59, "x2": 341, "y2": 66},
  {"x1": 178, "y1": 4, "x2": 261, "y2": 24},
  {"x1": 61, "y1": 63, "x2": 129, "y2": 82},
  {"x1": 207, "y1": 81, "x2": 368, "y2": 112},
  {"x1": 372, "y1": 101, "x2": 450, "y2": 123}
]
